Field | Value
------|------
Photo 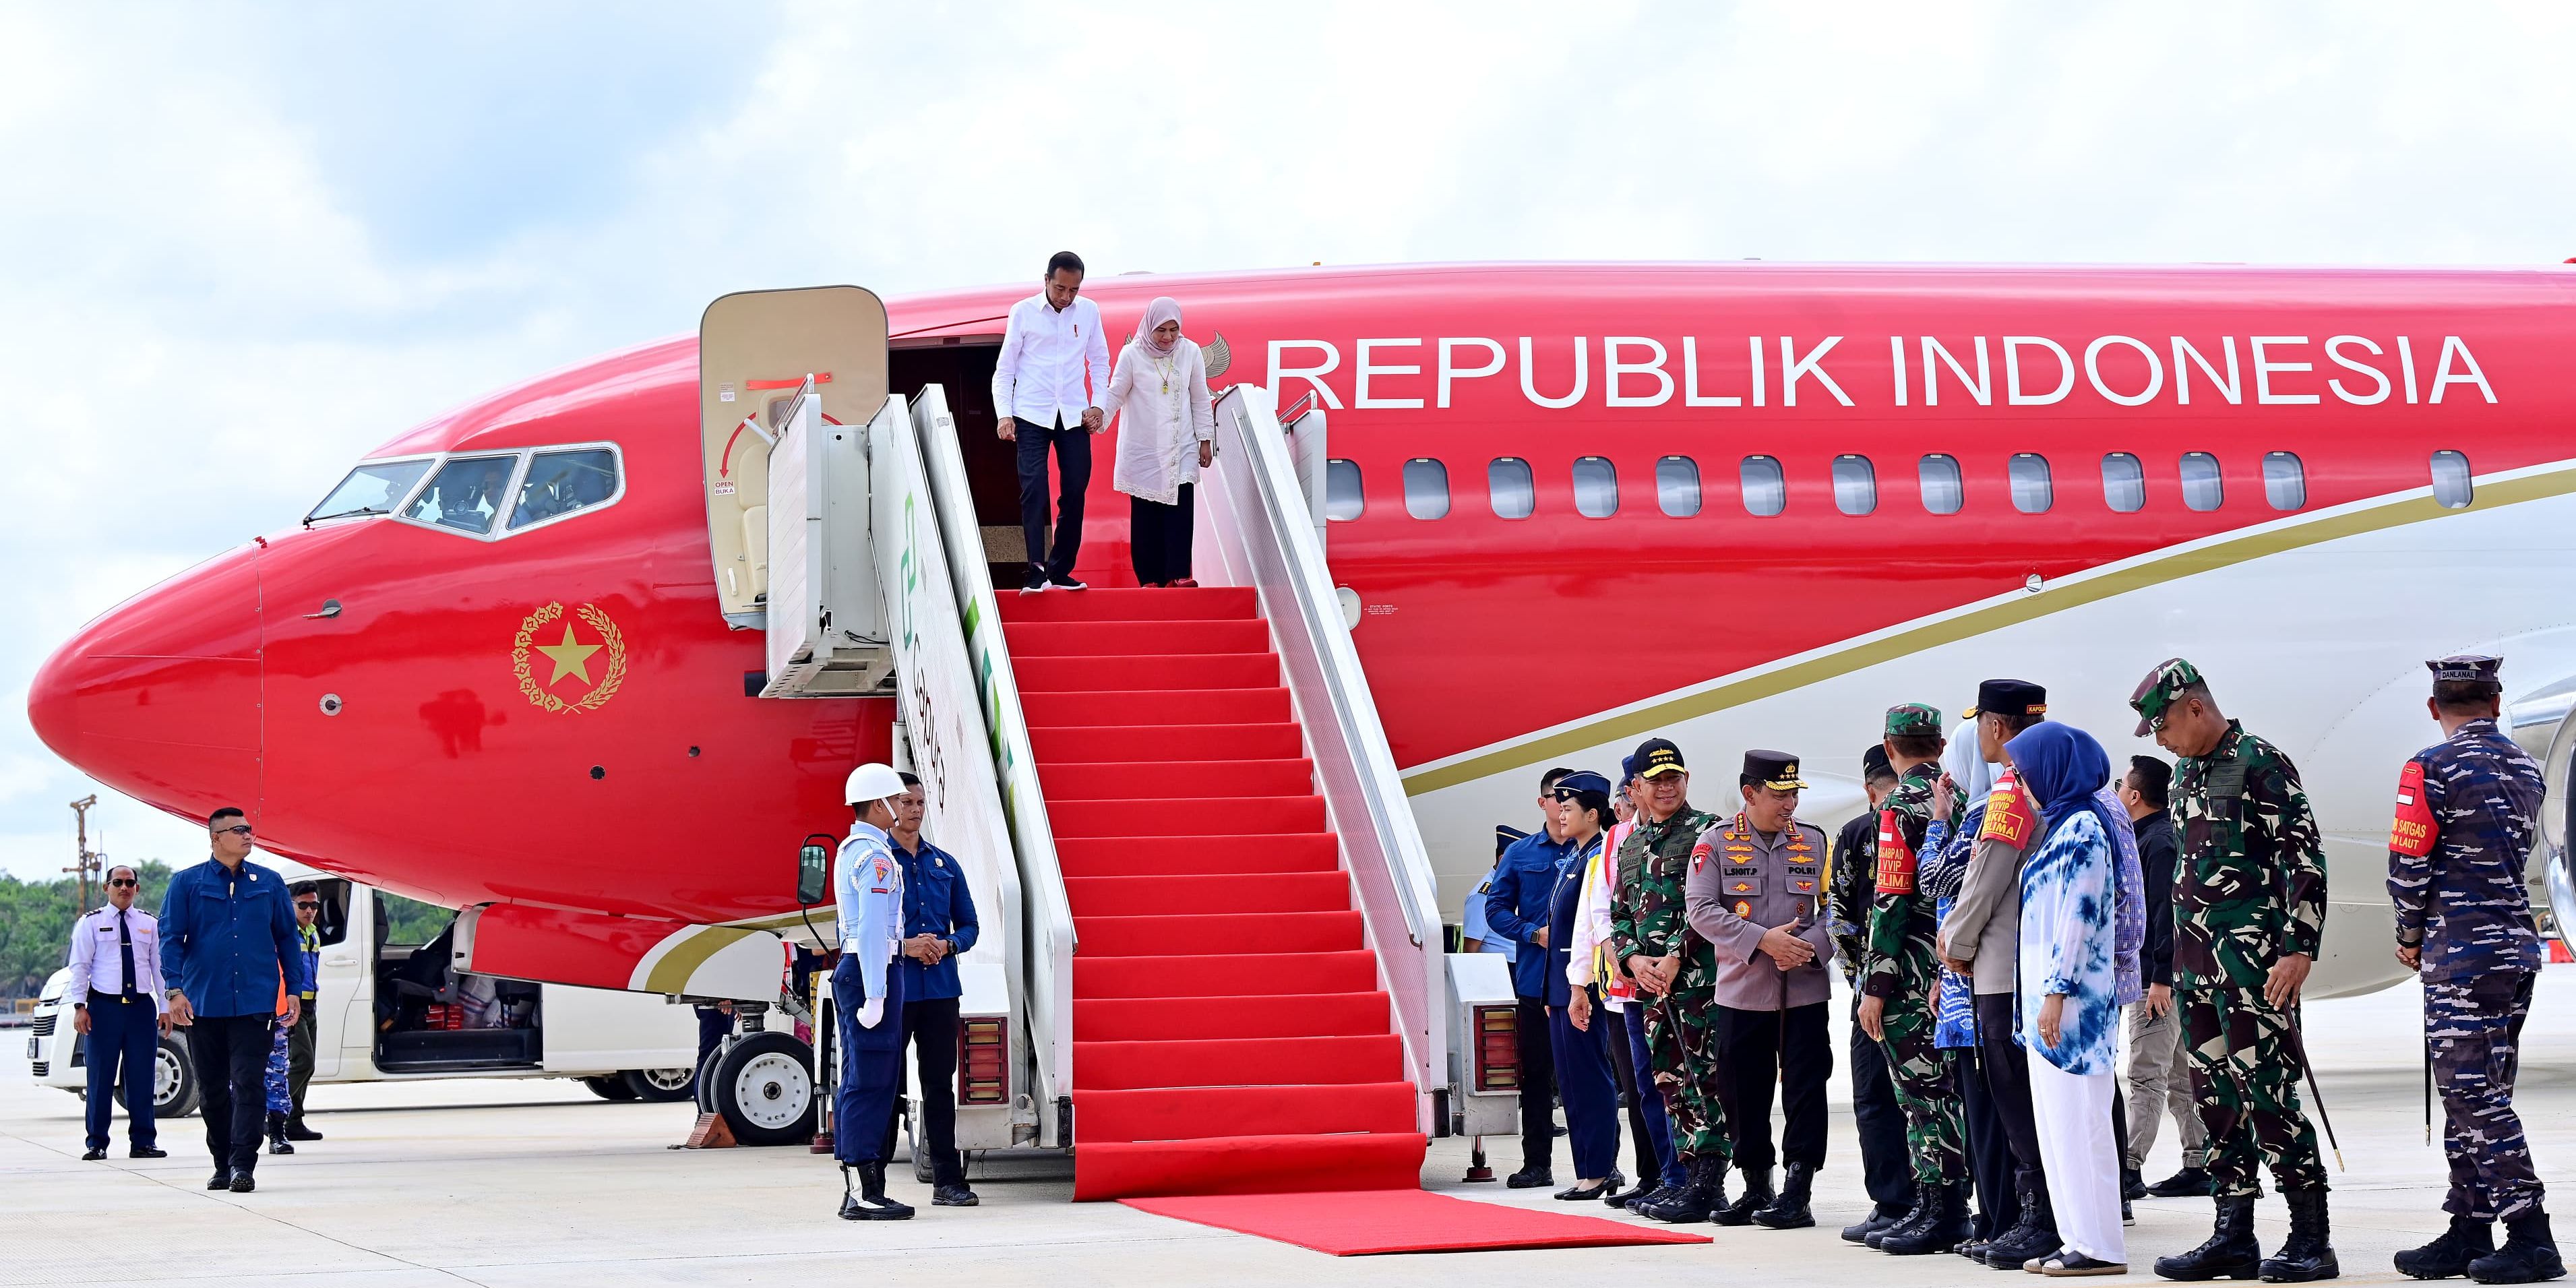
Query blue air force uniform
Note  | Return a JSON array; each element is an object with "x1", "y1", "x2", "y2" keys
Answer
[{"x1": 832, "y1": 820, "x2": 907, "y2": 1167}]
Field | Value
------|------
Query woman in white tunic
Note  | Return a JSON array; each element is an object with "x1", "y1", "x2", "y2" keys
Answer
[
  {"x1": 2004, "y1": 720, "x2": 2126, "y2": 1276},
  {"x1": 1097, "y1": 297, "x2": 1215, "y2": 587}
]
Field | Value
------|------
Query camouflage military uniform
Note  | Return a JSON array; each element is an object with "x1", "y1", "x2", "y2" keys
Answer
[
  {"x1": 1862, "y1": 717, "x2": 1966, "y2": 1191},
  {"x1": 2134, "y1": 661, "x2": 2330, "y2": 1202},
  {"x1": 1611, "y1": 801, "x2": 1730, "y2": 1163},
  {"x1": 2388, "y1": 708, "x2": 2548, "y2": 1223}
]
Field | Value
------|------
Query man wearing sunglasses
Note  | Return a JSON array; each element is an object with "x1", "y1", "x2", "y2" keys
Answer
[
  {"x1": 159, "y1": 807, "x2": 307, "y2": 1194},
  {"x1": 282, "y1": 884, "x2": 326, "y2": 1143},
  {"x1": 67, "y1": 864, "x2": 171, "y2": 1161}
]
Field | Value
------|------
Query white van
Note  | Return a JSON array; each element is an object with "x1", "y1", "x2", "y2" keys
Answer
[{"x1": 26, "y1": 863, "x2": 704, "y2": 1117}]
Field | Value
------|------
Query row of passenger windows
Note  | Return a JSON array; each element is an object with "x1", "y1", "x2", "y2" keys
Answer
[{"x1": 1327, "y1": 450, "x2": 2477, "y2": 520}]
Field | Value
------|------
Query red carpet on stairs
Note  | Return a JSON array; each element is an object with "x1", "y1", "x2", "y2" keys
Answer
[
  {"x1": 1121, "y1": 1190, "x2": 1716, "y2": 1256},
  {"x1": 1001, "y1": 585, "x2": 1430, "y2": 1202}
]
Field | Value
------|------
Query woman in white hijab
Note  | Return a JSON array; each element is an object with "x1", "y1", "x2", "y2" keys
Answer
[{"x1": 1097, "y1": 297, "x2": 1216, "y2": 587}]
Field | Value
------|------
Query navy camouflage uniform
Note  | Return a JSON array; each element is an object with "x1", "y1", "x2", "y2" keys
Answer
[
  {"x1": 2388, "y1": 656, "x2": 2548, "y2": 1225},
  {"x1": 1862, "y1": 703, "x2": 1966, "y2": 1191},
  {"x1": 2130, "y1": 658, "x2": 2329, "y2": 1202}
]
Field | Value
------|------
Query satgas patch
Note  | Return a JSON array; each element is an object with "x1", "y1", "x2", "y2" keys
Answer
[
  {"x1": 2389, "y1": 758, "x2": 2439, "y2": 857},
  {"x1": 1873, "y1": 807, "x2": 1917, "y2": 893},
  {"x1": 1980, "y1": 768, "x2": 2035, "y2": 847}
]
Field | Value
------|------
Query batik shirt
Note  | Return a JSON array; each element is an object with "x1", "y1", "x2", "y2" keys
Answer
[
  {"x1": 2018, "y1": 811, "x2": 2118, "y2": 1075},
  {"x1": 2388, "y1": 716, "x2": 2546, "y2": 981},
  {"x1": 1918, "y1": 807, "x2": 1983, "y2": 1050},
  {"x1": 2169, "y1": 720, "x2": 2329, "y2": 991}
]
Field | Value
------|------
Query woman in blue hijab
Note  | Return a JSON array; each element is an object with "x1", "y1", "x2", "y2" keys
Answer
[{"x1": 2002, "y1": 721, "x2": 2125, "y2": 1276}]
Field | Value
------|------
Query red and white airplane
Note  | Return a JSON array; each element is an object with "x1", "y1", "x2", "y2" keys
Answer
[{"x1": 31, "y1": 261, "x2": 2576, "y2": 1014}]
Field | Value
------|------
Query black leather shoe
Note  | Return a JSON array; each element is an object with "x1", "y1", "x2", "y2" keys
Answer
[
  {"x1": 1505, "y1": 1166, "x2": 1555, "y2": 1190},
  {"x1": 82, "y1": 1147, "x2": 107, "y2": 1161},
  {"x1": 930, "y1": 1183, "x2": 979, "y2": 1207},
  {"x1": 228, "y1": 1173, "x2": 256, "y2": 1194},
  {"x1": 1752, "y1": 1163, "x2": 1815, "y2": 1229},
  {"x1": 2468, "y1": 1213, "x2": 2563, "y2": 1285},
  {"x1": 2398, "y1": 1217, "x2": 2496, "y2": 1280},
  {"x1": 2126, "y1": 1168, "x2": 2151, "y2": 1201},
  {"x1": 2261, "y1": 1188, "x2": 2339, "y2": 1282},
  {"x1": 2157, "y1": 1196, "x2": 2263, "y2": 1281},
  {"x1": 1716, "y1": 1167, "x2": 1773, "y2": 1226},
  {"x1": 1847, "y1": 1200, "x2": 1913, "y2": 1244},
  {"x1": 207, "y1": 1169, "x2": 233, "y2": 1190},
  {"x1": 283, "y1": 1119, "x2": 324, "y2": 1142},
  {"x1": 2149, "y1": 1167, "x2": 2218, "y2": 1198},
  {"x1": 129, "y1": 1146, "x2": 166, "y2": 1159}
]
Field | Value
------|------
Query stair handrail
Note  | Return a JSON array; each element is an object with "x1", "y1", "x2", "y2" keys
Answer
[
  {"x1": 912, "y1": 386, "x2": 1078, "y2": 1138},
  {"x1": 1199, "y1": 383, "x2": 1447, "y2": 1121}
]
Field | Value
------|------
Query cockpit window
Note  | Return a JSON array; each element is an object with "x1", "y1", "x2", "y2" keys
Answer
[
  {"x1": 510, "y1": 449, "x2": 619, "y2": 530},
  {"x1": 403, "y1": 455, "x2": 518, "y2": 534},
  {"x1": 307, "y1": 460, "x2": 432, "y2": 524}
]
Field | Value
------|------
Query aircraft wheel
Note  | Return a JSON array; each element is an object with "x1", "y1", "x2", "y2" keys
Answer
[
  {"x1": 622, "y1": 1066, "x2": 698, "y2": 1102},
  {"x1": 117, "y1": 1034, "x2": 197, "y2": 1120},
  {"x1": 580, "y1": 1075, "x2": 638, "y2": 1101},
  {"x1": 708, "y1": 1031, "x2": 816, "y2": 1147}
]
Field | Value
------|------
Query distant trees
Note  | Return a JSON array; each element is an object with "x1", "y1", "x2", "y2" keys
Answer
[{"x1": 0, "y1": 861, "x2": 174, "y2": 998}]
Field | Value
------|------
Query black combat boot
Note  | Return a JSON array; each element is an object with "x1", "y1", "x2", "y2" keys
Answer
[
  {"x1": 1882, "y1": 1181, "x2": 1973, "y2": 1256},
  {"x1": 2397, "y1": 1217, "x2": 2496, "y2": 1280},
  {"x1": 2468, "y1": 1213, "x2": 2564, "y2": 1285},
  {"x1": 284, "y1": 1115, "x2": 323, "y2": 1142},
  {"x1": 2126, "y1": 1167, "x2": 2150, "y2": 1201},
  {"x1": 2262, "y1": 1188, "x2": 2339, "y2": 1281},
  {"x1": 1623, "y1": 1180, "x2": 1668, "y2": 1214},
  {"x1": 1847, "y1": 1196, "x2": 1913, "y2": 1244},
  {"x1": 838, "y1": 1163, "x2": 915, "y2": 1221},
  {"x1": 1638, "y1": 1157, "x2": 1714, "y2": 1224},
  {"x1": 1715, "y1": 1166, "x2": 1773, "y2": 1226},
  {"x1": 1872, "y1": 1187, "x2": 1938, "y2": 1250},
  {"x1": 1754, "y1": 1162, "x2": 1816, "y2": 1229},
  {"x1": 1989, "y1": 1176, "x2": 2062, "y2": 1270},
  {"x1": 266, "y1": 1111, "x2": 295, "y2": 1156},
  {"x1": 2149, "y1": 1166, "x2": 2217, "y2": 1198},
  {"x1": 2157, "y1": 1196, "x2": 2263, "y2": 1281}
]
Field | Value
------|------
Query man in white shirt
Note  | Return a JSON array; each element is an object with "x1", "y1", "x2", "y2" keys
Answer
[
  {"x1": 67, "y1": 864, "x2": 172, "y2": 1160},
  {"x1": 991, "y1": 251, "x2": 1110, "y2": 592}
]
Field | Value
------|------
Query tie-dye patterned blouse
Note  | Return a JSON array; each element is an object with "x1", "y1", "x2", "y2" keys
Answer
[{"x1": 2017, "y1": 810, "x2": 2119, "y2": 1075}]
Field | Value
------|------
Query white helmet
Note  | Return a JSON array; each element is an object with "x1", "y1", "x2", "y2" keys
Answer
[{"x1": 845, "y1": 762, "x2": 904, "y2": 805}]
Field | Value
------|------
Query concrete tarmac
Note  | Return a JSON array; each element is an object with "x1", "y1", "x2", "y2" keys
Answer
[{"x1": 5, "y1": 967, "x2": 2570, "y2": 1286}]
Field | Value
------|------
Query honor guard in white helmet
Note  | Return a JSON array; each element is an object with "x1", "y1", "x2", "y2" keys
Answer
[{"x1": 832, "y1": 762, "x2": 913, "y2": 1221}]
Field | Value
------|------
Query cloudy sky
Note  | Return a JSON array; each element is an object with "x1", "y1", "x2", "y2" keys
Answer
[{"x1": 3, "y1": 2, "x2": 2572, "y2": 879}]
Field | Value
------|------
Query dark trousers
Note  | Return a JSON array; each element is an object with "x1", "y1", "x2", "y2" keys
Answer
[
  {"x1": 880, "y1": 996, "x2": 964, "y2": 1187},
  {"x1": 1957, "y1": 1045, "x2": 2021, "y2": 1237},
  {"x1": 189, "y1": 1013, "x2": 272, "y2": 1174},
  {"x1": 1607, "y1": 1004, "x2": 1682, "y2": 1187},
  {"x1": 1549, "y1": 994, "x2": 1621, "y2": 1179},
  {"x1": 286, "y1": 1007, "x2": 315, "y2": 1122},
  {"x1": 82, "y1": 993, "x2": 158, "y2": 1151},
  {"x1": 831, "y1": 956, "x2": 906, "y2": 1166},
  {"x1": 696, "y1": 1004, "x2": 731, "y2": 1072},
  {"x1": 1513, "y1": 998, "x2": 1557, "y2": 1172},
  {"x1": 1128, "y1": 485, "x2": 1196, "y2": 586},
  {"x1": 1974, "y1": 991, "x2": 2047, "y2": 1194},
  {"x1": 1849, "y1": 990, "x2": 1914, "y2": 1210},
  {"x1": 1713, "y1": 1001, "x2": 1831, "y2": 1172},
  {"x1": 1016, "y1": 416, "x2": 1091, "y2": 581}
]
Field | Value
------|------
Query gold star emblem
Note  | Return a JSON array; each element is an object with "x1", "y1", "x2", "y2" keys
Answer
[{"x1": 534, "y1": 624, "x2": 603, "y2": 687}]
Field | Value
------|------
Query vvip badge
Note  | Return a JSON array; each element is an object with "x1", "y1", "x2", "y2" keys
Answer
[{"x1": 513, "y1": 602, "x2": 630, "y2": 714}]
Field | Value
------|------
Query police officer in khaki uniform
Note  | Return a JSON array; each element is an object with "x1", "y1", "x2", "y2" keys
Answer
[{"x1": 1685, "y1": 750, "x2": 1837, "y2": 1231}]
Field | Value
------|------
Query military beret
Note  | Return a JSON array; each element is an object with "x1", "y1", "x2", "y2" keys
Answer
[
  {"x1": 2128, "y1": 657, "x2": 2205, "y2": 736},
  {"x1": 1884, "y1": 702, "x2": 1943, "y2": 737}
]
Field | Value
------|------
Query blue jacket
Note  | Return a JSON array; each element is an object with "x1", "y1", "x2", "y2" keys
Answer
[
  {"x1": 159, "y1": 857, "x2": 305, "y2": 1019},
  {"x1": 892, "y1": 835, "x2": 980, "y2": 1002},
  {"x1": 1543, "y1": 833, "x2": 1602, "y2": 1008},
  {"x1": 1484, "y1": 830, "x2": 1570, "y2": 1000}
]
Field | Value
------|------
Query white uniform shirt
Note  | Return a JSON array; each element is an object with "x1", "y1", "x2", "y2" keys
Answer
[
  {"x1": 834, "y1": 820, "x2": 906, "y2": 1004},
  {"x1": 1099, "y1": 337, "x2": 1217, "y2": 507},
  {"x1": 67, "y1": 904, "x2": 170, "y2": 1013},
  {"x1": 990, "y1": 293, "x2": 1111, "y2": 429}
]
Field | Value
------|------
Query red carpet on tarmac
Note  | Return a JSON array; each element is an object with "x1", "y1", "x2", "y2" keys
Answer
[{"x1": 1121, "y1": 1189, "x2": 1716, "y2": 1256}]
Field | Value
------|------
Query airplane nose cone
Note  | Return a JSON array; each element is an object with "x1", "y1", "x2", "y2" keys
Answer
[{"x1": 30, "y1": 545, "x2": 264, "y2": 821}]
